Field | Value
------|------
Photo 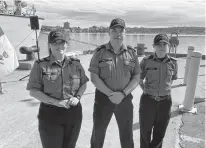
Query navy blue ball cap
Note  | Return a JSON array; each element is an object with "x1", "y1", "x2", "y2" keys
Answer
[
  {"x1": 48, "y1": 29, "x2": 67, "y2": 43},
  {"x1": 154, "y1": 34, "x2": 170, "y2": 45},
  {"x1": 109, "y1": 18, "x2": 126, "y2": 29}
]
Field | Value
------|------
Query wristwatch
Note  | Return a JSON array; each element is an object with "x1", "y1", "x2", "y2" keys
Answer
[
  {"x1": 121, "y1": 90, "x2": 127, "y2": 97},
  {"x1": 76, "y1": 95, "x2": 81, "y2": 100}
]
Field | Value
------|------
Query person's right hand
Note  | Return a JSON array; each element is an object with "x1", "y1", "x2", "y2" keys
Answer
[
  {"x1": 58, "y1": 99, "x2": 70, "y2": 109},
  {"x1": 69, "y1": 97, "x2": 79, "y2": 106},
  {"x1": 109, "y1": 92, "x2": 124, "y2": 104}
]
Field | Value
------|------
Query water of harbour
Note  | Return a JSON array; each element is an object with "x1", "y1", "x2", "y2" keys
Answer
[{"x1": 38, "y1": 33, "x2": 205, "y2": 57}]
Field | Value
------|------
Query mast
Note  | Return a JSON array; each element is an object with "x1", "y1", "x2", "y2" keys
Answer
[{"x1": 14, "y1": 0, "x2": 22, "y2": 15}]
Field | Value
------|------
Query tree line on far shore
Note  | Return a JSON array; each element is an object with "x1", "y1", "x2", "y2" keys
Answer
[{"x1": 41, "y1": 25, "x2": 205, "y2": 35}]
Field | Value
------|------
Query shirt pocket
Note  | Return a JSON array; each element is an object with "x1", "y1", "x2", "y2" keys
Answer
[
  {"x1": 146, "y1": 67, "x2": 159, "y2": 81},
  {"x1": 124, "y1": 59, "x2": 135, "y2": 76},
  {"x1": 98, "y1": 59, "x2": 113, "y2": 78},
  {"x1": 42, "y1": 71, "x2": 60, "y2": 92},
  {"x1": 42, "y1": 71, "x2": 59, "y2": 81}
]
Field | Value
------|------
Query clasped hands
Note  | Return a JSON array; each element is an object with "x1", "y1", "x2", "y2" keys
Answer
[
  {"x1": 59, "y1": 97, "x2": 79, "y2": 109},
  {"x1": 108, "y1": 92, "x2": 125, "y2": 104}
]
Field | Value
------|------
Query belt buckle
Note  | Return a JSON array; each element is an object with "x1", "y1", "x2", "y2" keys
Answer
[{"x1": 154, "y1": 96, "x2": 160, "y2": 101}]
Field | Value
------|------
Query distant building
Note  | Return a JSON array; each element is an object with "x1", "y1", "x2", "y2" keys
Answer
[
  {"x1": 64, "y1": 22, "x2": 70, "y2": 29},
  {"x1": 64, "y1": 22, "x2": 71, "y2": 32}
]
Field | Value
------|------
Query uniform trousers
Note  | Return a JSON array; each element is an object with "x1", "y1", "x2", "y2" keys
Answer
[
  {"x1": 38, "y1": 103, "x2": 82, "y2": 148},
  {"x1": 90, "y1": 89, "x2": 134, "y2": 148},
  {"x1": 139, "y1": 93, "x2": 172, "y2": 148}
]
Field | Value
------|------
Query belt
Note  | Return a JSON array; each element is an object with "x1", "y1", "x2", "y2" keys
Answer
[{"x1": 144, "y1": 93, "x2": 171, "y2": 101}]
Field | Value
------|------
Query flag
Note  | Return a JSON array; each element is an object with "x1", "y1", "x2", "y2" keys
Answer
[{"x1": 0, "y1": 27, "x2": 19, "y2": 80}]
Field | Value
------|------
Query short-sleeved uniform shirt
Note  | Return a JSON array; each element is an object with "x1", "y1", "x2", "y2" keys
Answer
[
  {"x1": 88, "y1": 42, "x2": 141, "y2": 91},
  {"x1": 140, "y1": 53, "x2": 178, "y2": 97},
  {"x1": 27, "y1": 55, "x2": 89, "y2": 124}
]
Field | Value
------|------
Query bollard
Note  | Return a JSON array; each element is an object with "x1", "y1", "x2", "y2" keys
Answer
[
  {"x1": 18, "y1": 46, "x2": 38, "y2": 70},
  {"x1": 182, "y1": 46, "x2": 195, "y2": 85},
  {"x1": 135, "y1": 43, "x2": 147, "y2": 57},
  {"x1": 19, "y1": 46, "x2": 38, "y2": 61},
  {"x1": 26, "y1": 52, "x2": 35, "y2": 61},
  {"x1": 179, "y1": 51, "x2": 202, "y2": 113}
]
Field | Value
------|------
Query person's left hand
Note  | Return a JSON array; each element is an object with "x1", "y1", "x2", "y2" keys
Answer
[
  {"x1": 109, "y1": 92, "x2": 125, "y2": 104},
  {"x1": 69, "y1": 97, "x2": 80, "y2": 106}
]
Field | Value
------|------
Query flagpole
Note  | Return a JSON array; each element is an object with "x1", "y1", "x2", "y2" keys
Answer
[{"x1": 35, "y1": 29, "x2": 40, "y2": 61}]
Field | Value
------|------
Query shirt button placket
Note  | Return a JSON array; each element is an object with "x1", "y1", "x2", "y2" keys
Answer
[
  {"x1": 158, "y1": 62, "x2": 162, "y2": 96},
  {"x1": 61, "y1": 68, "x2": 64, "y2": 98}
]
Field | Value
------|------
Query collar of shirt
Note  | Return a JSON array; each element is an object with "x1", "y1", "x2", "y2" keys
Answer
[
  {"x1": 49, "y1": 55, "x2": 71, "y2": 66},
  {"x1": 152, "y1": 53, "x2": 171, "y2": 63},
  {"x1": 105, "y1": 42, "x2": 127, "y2": 53}
]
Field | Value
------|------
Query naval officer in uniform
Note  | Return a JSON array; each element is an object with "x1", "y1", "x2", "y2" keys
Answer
[
  {"x1": 89, "y1": 18, "x2": 141, "y2": 148},
  {"x1": 27, "y1": 29, "x2": 89, "y2": 148},
  {"x1": 139, "y1": 34, "x2": 178, "y2": 148}
]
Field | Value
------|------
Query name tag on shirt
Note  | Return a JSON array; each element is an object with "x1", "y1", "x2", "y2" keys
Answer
[{"x1": 146, "y1": 67, "x2": 157, "y2": 70}]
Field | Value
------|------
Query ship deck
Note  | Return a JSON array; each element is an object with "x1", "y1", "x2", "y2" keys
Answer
[{"x1": 0, "y1": 13, "x2": 44, "y2": 20}]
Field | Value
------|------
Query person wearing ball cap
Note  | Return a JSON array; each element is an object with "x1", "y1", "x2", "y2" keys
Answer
[
  {"x1": 27, "y1": 29, "x2": 89, "y2": 148},
  {"x1": 88, "y1": 18, "x2": 141, "y2": 148},
  {"x1": 139, "y1": 34, "x2": 178, "y2": 148}
]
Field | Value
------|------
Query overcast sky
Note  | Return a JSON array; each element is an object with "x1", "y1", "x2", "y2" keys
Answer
[{"x1": 23, "y1": 0, "x2": 205, "y2": 28}]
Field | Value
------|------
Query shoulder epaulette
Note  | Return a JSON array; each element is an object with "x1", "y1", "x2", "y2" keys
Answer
[
  {"x1": 70, "y1": 57, "x2": 80, "y2": 62},
  {"x1": 36, "y1": 56, "x2": 50, "y2": 63},
  {"x1": 143, "y1": 55, "x2": 153, "y2": 60},
  {"x1": 127, "y1": 45, "x2": 135, "y2": 50},
  {"x1": 96, "y1": 44, "x2": 106, "y2": 51},
  {"x1": 170, "y1": 57, "x2": 177, "y2": 61},
  {"x1": 127, "y1": 45, "x2": 136, "y2": 52}
]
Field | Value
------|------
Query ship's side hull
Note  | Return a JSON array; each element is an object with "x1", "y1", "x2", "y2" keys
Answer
[{"x1": 0, "y1": 15, "x2": 43, "y2": 60}]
